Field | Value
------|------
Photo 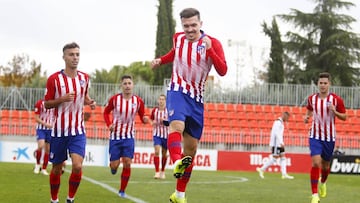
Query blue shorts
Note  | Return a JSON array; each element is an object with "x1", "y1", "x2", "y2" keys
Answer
[
  {"x1": 309, "y1": 138, "x2": 335, "y2": 161},
  {"x1": 153, "y1": 136, "x2": 167, "y2": 149},
  {"x1": 109, "y1": 138, "x2": 135, "y2": 161},
  {"x1": 36, "y1": 129, "x2": 52, "y2": 143},
  {"x1": 49, "y1": 134, "x2": 86, "y2": 164},
  {"x1": 166, "y1": 90, "x2": 204, "y2": 139}
]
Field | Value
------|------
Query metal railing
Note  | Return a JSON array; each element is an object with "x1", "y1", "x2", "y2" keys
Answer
[{"x1": 1, "y1": 83, "x2": 359, "y2": 110}]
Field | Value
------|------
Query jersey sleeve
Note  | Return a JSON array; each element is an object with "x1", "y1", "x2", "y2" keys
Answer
[
  {"x1": 207, "y1": 37, "x2": 227, "y2": 76},
  {"x1": 336, "y1": 96, "x2": 346, "y2": 113},
  {"x1": 34, "y1": 100, "x2": 42, "y2": 115},
  {"x1": 44, "y1": 74, "x2": 56, "y2": 101},
  {"x1": 137, "y1": 97, "x2": 146, "y2": 123},
  {"x1": 103, "y1": 96, "x2": 115, "y2": 127}
]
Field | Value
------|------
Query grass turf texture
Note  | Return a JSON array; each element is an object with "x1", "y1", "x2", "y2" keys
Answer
[{"x1": 0, "y1": 162, "x2": 359, "y2": 203}]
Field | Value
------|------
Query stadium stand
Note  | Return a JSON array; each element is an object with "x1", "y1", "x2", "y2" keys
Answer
[{"x1": 1, "y1": 104, "x2": 359, "y2": 149}]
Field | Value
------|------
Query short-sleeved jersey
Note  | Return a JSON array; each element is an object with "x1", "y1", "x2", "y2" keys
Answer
[
  {"x1": 44, "y1": 70, "x2": 90, "y2": 137},
  {"x1": 150, "y1": 107, "x2": 169, "y2": 138},
  {"x1": 162, "y1": 32, "x2": 226, "y2": 103},
  {"x1": 34, "y1": 99, "x2": 54, "y2": 130},
  {"x1": 103, "y1": 94, "x2": 146, "y2": 140},
  {"x1": 269, "y1": 118, "x2": 284, "y2": 147},
  {"x1": 306, "y1": 92, "x2": 346, "y2": 141}
]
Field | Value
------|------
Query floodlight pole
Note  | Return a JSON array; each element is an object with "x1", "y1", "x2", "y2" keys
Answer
[{"x1": 228, "y1": 39, "x2": 246, "y2": 90}]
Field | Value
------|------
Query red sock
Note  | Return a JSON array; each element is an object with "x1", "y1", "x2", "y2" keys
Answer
[
  {"x1": 161, "y1": 156, "x2": 167, "y2": 171},
  {"x1": 310, "y1": 167, "x2": 320, "y2": 194},
  {"x1": 154, "y1": 156, "x2": 160, "y2": 172},
  {"x1": 68, "y1": 171, "x2": 82, "y2": 198},
  {"x1": 35, "y1": 149, "x2": 42, "y2": 164},
  {"x1": 50, "y1": 171, "x2": 61, "y2": 200},
  {"x1": 167, "y1": 132, "x2": 182, "y2": 163},
  {"x1": 120, "y1": 167, "x2": 131, "y2": 192},
  {"x1": 320, "y1": 168, "x2": 330, "y2": 183},
  {"x1": 42, "y1": 153, "x2": 49, "y2": 169},
  {"x1": 176, "y1": 163, "x2": 194, "y2": 192}
]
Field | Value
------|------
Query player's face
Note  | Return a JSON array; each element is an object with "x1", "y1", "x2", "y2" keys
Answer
[
  {"x1": 63, "y1": 48, "x2": 80, "y2": 70},
  {"x1": 121, "y1": 78, "x2": 133, "y2": 95},
  {"x1": 318, "y1": 77, "x2": 330, "y2": 94},
  {"x1": 181, "y1": 15, "x2": 202, "y2": 42},
  {"x1": 158, "y1": 96, "x2": 166, "y2": 107}
]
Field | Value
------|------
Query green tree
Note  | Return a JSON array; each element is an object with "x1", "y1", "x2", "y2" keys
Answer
[
  {"x1": 0, "y1": 54, "x2": 41, "y2": 87},
  {"x1": 278, "y1": 0, "x2": 360, "y2": 86},
  {"x1": 262, "y1": 18, "x2": 285, "y2": 83},
  {"x1": 153, "y1": 0, "x2": 175, "y2": 85},
  {"x1": 91, "y1": 62, "x2": 154, "y2": 84}
]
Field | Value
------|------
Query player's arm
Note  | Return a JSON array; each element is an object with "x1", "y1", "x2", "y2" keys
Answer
[
  {"x1": 151, "y1": 49, "x2": 175, "y2": 68},
  {"x1": 138, "y1": 98, "x2": 150, "y2": 124},
  {"x1": 304, "y1": 109, "x2": 313, "y2": 123},
  {"x1": 84, "y1": 94, "x2": 96, "y2": 110},
  {"x1": 330, "y1": 97, "x2": 347, "y2": 121},
  {"x1": 203, "y1": 36, "x2": 227, "y2": 76},
  {"x1": 103, "y1": 97, "x2": 114, "y2": 131},
  {"x1": 304, "y1": 97, "x2": 313, "y2": 123}
]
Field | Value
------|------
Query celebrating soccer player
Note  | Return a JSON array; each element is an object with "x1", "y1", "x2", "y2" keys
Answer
[{"x1": 151, "y1": 7, "x2": 228, "y2": 203}]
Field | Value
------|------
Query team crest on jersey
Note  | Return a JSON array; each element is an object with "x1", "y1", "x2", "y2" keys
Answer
[
  {"x1": 79, "y1": 80, "x2": 85, "y2": 87},
  {"x1": 197, "y1": 45, "x2": 206, "y2": 55},
  {"x1": 132, "y1": 103, "x2": 137, "y2": 109}
]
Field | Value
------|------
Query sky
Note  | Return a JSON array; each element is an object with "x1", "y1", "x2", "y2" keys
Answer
[{"x1": 1, "y1": 0, "x2": 359, "y2": 88}]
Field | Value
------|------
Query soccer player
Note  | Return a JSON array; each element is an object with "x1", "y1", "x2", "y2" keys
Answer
[
  {"x1": 256, "y1": 112, "x2": 294, "y2": 179},
  {"x1": 103, "y1": 75, "x2": 150, "y2": 198},
  {"x1": 44, "y1": 42, "x2": 96, "y2": 203},
  {"x1": 151, "y1": 8, "x2": 227, "y2": 203},
  {"x1": 304, "y1": 72, "x2": 347, "y2": 203},
  {"x1": 150, "y1": 94, "x2": 169, "y2": 179},
  {"x1": 33, "y1": 98, "x2": 54, "y2": 176}
]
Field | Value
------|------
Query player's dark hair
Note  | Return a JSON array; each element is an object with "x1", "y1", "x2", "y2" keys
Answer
[
  {"x1": 318, "y1": 72, "x2": 331, "y2": 81},
  {"x1": 180, "y1": 8, "x2": 200, "y2": 19},
  {"x1": 121, "y1": 75, "x2": 132, "y2": 81},
  {"x1": 63, "y1": 42, "x2": 80, "y2": 53},
  {"x1": 159, "y1": 94, "x2": 166, "y2": 99}
]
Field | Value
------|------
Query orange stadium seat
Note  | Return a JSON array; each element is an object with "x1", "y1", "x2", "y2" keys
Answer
[
  {"x1": 263, "y1": 105, "x2": 273, "y2": 113},
  {"x1": 205, "y1": 103, "x2": 217, "y2": 112},
  {"x1": 253, "y1": 105, "x2": 263, "y2": 113},
  {"x1": 217, "y1": 103, "x2": 227, "y2": 112}
]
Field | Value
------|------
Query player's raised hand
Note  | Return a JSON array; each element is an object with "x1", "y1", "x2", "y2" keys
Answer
[
  {"x1": 202, "y1": 36, "x2": 212, "y2": 50},
  {"x1": 151, "y1": 58, "x2": 162, "y2": 69}
]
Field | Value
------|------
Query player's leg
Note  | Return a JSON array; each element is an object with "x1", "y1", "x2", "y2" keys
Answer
[
  {"x1": 166, "y1": 91, "x2": 186, "y2": 164},
  {"x1": 173, "y1": 132, "x2": 197, "y2": 196},
  {"x1": 280, "y1": 150, "x2": 294, "y2": 179},
  {"x1": 153, "y1": 137, "x2": 161, "y2": 179},
  {"x1": 41, "y1": 130, "x2": 52, "y2": 175},
  {"x1": 34, "y1": 130, "x2": 46, "y2": 174},
  {"x1": 109, "y1": 139, "x2": 122, "y2": 175},
  {"x1": 160, "y1": 140, "x2": 168, "y2": 179},
  {"x1": 309, "y1": 138, "x2": 323, "y2": 202},
  {"x1": 319, "y1": 141, "x2": 334, "y2": 198},
  {"x1": 49, "y1": 137, "x2": 68, "y2": 203},
  {"x1": 118, "y1": 139, "x2": 135, "y2": 198},
  {"x1": 257, "y1": 147, "x2": 278, "y2": 178},
  {"x1": 66, "y1": 134, "x2": 86, "y2": 202}
]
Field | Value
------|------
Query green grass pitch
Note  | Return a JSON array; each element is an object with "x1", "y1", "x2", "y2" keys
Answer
[{"x1": 0, "y1": 162, "x2": 359, "y2": 203}]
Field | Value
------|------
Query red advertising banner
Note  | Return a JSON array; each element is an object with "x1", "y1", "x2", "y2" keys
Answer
[{"x1": 217, "y1": 151, "x2": 312, "y2": 173}]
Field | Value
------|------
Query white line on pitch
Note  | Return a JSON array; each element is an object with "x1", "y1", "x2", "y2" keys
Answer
[{"x1": 65, "y1": 169, "x2": 148, "y2": 203}]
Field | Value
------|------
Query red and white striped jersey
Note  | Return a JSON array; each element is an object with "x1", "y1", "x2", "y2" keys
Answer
[
  {"x1": 150, "y1": 107, "x2": 169, "y2": 138},
  {"x1": 306, "y1": 93, "x2": 346, "y2": 141},
  {"x1": 103, "y1": 94, "x2": 146, "y2": 140},
  {"x1": 45, "y1": 70, "x2": 90, "y2": 137},
  {"x1": 34, "y1": 99, "x2": 54, "y2": 130},
  {"x1": 160, "y1": 32, "x2": 227, "y2": 103}
]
